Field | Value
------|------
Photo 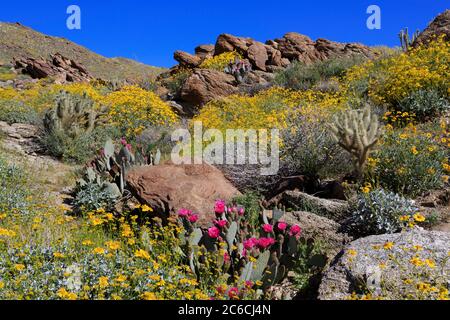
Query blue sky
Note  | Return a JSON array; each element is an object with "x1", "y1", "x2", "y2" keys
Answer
[{"x1": 0, "y1": 1, "x2": 448, "y2": 67}]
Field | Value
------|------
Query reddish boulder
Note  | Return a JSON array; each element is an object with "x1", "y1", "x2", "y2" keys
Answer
[
  {"x1": 174, "y1": 50, "x2": 202, "y2": 68},
  {"x1": 126, "y1": 163, "x2": 241, "y2": 226},
  {"x1": 180, "y1": 69, "x2": 238, "y2": 107},
  {"x1": 14, "y1": 53, "x2": 91, "y2": 82},
  {"x1": 215, "y1": 34, "x2": 253, "y2": 55},
  {"x1": 247, "y1": 42, "x2": 269, "y2": 71},
  {"x1": 195, "y1": 44, "x2": 215, "y2": 59}
]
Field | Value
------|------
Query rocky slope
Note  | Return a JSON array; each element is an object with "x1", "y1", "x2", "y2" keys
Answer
[{"x1": 0, "y1": 22, "x2": 165, "y2": 82}]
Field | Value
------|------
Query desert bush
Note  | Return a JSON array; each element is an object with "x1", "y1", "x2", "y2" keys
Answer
[
  {"x1": 194, "y1": 86, "x2": 344, "y2": 131},
  {"x1": 344, "y1": 37, "x2": 449, "y2": 110},
  {"x1": 162, "y1": 68, "x2": 192, "y2": 97},
  {"x1": 368, "y1": 121, "x2": 449, "y2": 197},
  {"x1": 0, "y1": 99, "x2": 40, "y2": 125},
  {"x1": 397, "y1": 89, "x2": 449, "y2": 120},
  {"x1": 347, "y1": 189, "x2": 420, "y2": 236},
  {"x1": 100, "y1": 85, "x2": 179, "y2": 136},
  {"x1": 199, "y1": 51, "x2": 242, "y2": 71},
  {"x1": 275, "y1": 55, "x2": 367, "y2": 91},
  {"x1": 281, "y1": 113, "x2": 352, "y2": 179},
  {"x1": 41, "y1": 125, "x2": 120, "y2": 164},
  {"x1": 0, "y1": 156, "x2": 31, "y2": 214}
]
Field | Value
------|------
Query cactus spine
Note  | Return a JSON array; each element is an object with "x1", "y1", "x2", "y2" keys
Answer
[{"x1": 329, "y1": 107, "x2": 383, "y2": 178}]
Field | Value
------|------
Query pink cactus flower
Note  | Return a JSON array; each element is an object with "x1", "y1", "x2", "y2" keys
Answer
[
  {"x1": 178, "y1": 208, "x2": 192, "y2": 217},
  {"x1": 243, "y1": 238, "x2": 258, "y2": 250},
  {"x1": 208, "y1": 227, "x2": 220, "y2": 239},
  {"x1": 214, "y1": 200, "x2": 226, "y2": 214},
  {"x1": 238, "y1": 207, "x2": 245, "y2": 216},
  {"x1": 245, "y1": 281, "x2": 254, "y2": 288},
  {"x1": 214, "y1": 220, "x2": 228, "y2": 228},
  {"x1": 277, "y1": 222, "x2": 288, "y2": 231},
  {"x1": 224, "y1": 252, "x2": 230, "y2": 263},
  {"x1": 257, "y1": 237, "x2": 275, "y2": 249},
  {"x1": 228, "y1": 287, "x2": 239, "y2": 299},
  {"x1": 188, "y1": 214, "x2": 199, "y2": 223},
  {"x1": 289, "y1": 225, "x2": 302, "y2": 237},
  {"x1": 126, "y1": 144, "x2": 132, "y2": 151},
  {"x1": 262, "y1": 224, "x2": 273, "y2": 233},
  {"x1": 120, "y1": 138, "x2": 127, "y2": 146}
]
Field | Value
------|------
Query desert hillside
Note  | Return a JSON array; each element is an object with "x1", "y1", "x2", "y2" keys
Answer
[{"x1": 0, "y1": 22, "x2": 165, "y2": 81}]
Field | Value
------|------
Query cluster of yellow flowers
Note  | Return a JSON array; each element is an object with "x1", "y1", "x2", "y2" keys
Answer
[
  {"x1": 347, "y1": 241, "x2": 449, "y2": 300},
  {"x1": 199, "y1": 51, "x2": 242, "y2": 71},
  {"x1": 344, "y1": 36, "x2": 449, "y2": 106},
  {"x1": 99, "y1": 85, "x2": 179, "y2": 136},
  {"x1": 194, "y1": 86, "x2": 345, "y2": 131}
]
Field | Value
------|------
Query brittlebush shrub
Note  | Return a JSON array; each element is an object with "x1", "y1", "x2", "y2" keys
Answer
[
  {"x1": 344, "y1": 37, "x2": 450, "y2": 111},
  {"x1": 100, "y1": 85, "x2": 179, "y2": 136},
  {"x1": 199, "y1": 51, "x2": 242, "y2": 71},
  {"x1": 367, "y1": 120, "x2": 449, "y2": 197},
  {"x1": 0, "y1": 99, "x2": 40, "y2": 125},
  {"x1": 194, "y1": 87, "x2": 345, "y2": 131}
]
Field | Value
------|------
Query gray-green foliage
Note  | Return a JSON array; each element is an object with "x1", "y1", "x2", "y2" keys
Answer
[
  {"x1": 0, "y1": 99, "x2": 41, "y2": 125},
  {"x1": 398, "y1": 89, "x2": 449, "y2": 119},
  {"x1": 329, "y1": 106, "x2": 383, "y2": 177},
  {"x1": 274, "y1": 55, "x2": 367, "y2": 90},
  {"x1": 41, "y1": 91, "x2": 117, "y2": 163},
  {"x1": 348, "y1": 189, "x2": 419, "y2": 236},
  {"x1": 43, "y1": 91, "x2": 106, "y2": 138},
  {"x1": 0, "y1": 156, "x2": 31, "y2": 214},
  {"x1": 281, "y1": 114, "x2": 352, "y2": 179}
]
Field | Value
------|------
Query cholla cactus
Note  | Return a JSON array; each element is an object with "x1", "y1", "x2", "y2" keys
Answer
[
  {"x1": 329, "y1": 107, "x2": 383, "y2": 178},
  {"x1": 398, "y1": 27, "x2": 420, "y2": 52},
  {"x1": 43, "y1": 91, "x2": 106, "y2": 138}
]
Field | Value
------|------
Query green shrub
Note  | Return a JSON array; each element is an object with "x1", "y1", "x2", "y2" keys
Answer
[
  {"x1": 275, "y1": 55, "x2": 367, "y2": 90},
  {"x1": 0, "y1": 156, "x2": 31, "y2": 214},
  {"x1": 397, "y1": 89, "x2": 449, "y2": 120},
  {"x1": 281, "y1": 114, "x2": 352, "y2": 179},
  {"x1": 232, "y1": 191, "x2": 262, "y2": 229},
  {"x1": 0, "y1": 99, "x2": 41, "y2": 125},
  {"x1": 368, "y1": 123, "x2": 448, "y2": 197},
  {"x1": 72, "y1": 180, "x2": 119, "y2": 212},
  {"x1": 41, "y1": 126, "x2": 120, "y2": 164},
  {"x1": 347, "y1": 189, "x2": 419, "y2": 236}
]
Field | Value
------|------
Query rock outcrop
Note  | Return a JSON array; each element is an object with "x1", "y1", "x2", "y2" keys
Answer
[
  {"x1": 413, "y1": 10, "x2": 450, "y2": 47},
  {"x1": 180, "y1": 69, "x2": 238, "y2": 111},
  {"x1": 318, "y1": 230, "x2": 450, "y2": 300},
  {"x1": 14, "y1": 53, "x2": 92, "y2": 83},
  {"x1": 267, "y1": 190, "x2": 349, "y2": 222},
  {"x1": 126, "y1": 163, "x2": 241, "y2": 226},
  {"x1": 169, "y1": 32, "x2": 376, "y2": 109}
]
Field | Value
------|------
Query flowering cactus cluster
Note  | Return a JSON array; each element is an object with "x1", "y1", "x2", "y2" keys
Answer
[{"x1": 177, "y1": 200, "x2": 305, "y2": 298}]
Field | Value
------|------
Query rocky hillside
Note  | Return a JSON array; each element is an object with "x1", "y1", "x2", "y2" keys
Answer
[{"x1": 0, "y1": 22, "x2": 165, "y2": 81}]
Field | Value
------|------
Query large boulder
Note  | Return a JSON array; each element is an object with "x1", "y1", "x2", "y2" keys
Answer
[
  {"x1": 195, "y1": 44, "x2": 215, "y2": 59},
  {"x1": 180, "y1": 69, "x2": 238, "y2": 108},
  {"x1": 173, "y1": 50, "x2": 202, "y2": 68},
  {"x1": 126, "y1": 163, "x2": 241, "y2": 226},
  {"x1": 413, "y1": 10, "x2": 450, "y2": 47},
  {"x1": 318, "y1": 230, "x2": 450, "y2": 300}
]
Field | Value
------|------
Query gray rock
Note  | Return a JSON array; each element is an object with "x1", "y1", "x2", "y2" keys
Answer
[
  {"x1": 270, "y1": 190, "x2": 350, "y2": 221},
  {"x1": 318, "y1": 230, "x2": 450, "y2": 300},
  {"x1": 279, "y1": 211, "x2": 352, "y2": 256}
]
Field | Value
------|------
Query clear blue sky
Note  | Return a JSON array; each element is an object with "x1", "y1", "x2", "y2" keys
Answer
[{"x1": 0, "y1": 1, "x2": 448, "y2": 67}]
